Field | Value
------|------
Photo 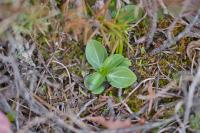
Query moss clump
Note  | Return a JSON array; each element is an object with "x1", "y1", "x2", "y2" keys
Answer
[
  {"x1": 126, "y1": 94, "x2": 144, "y2": 112},
  {"x1": 130, "y1": 16, "x2": 192, "y2": 88},
  {"x1": 157, "y1": 15, "x2": 172, "y2": 29}
]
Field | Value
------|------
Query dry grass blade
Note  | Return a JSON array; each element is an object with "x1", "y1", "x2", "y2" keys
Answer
[
  {"x1": 86, "y1": 116, "x2": 131, "y2": 129},
  {"x1": 182, "y1": 67, "x2": 200, "y2": 132},
  {"x1": 147, "y1": 81, "x2": 154, "y2": 113}
]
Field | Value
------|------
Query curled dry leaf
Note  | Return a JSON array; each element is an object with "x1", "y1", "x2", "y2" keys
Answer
[
  {"x1": 186, "y1": 39, "x2": 200, "y2": 65},
  {"x1": 162, "y1": 0, "x2": 200, "y2": 16},
  {"x1": 87, "y1": 116, "x2": 131, "y2": 129},
  {"x1": 0, "y1": 111, "x2": 11, "y2": 133}
]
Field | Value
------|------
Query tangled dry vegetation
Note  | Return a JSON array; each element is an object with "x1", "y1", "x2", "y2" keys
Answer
[{"x1": 0, "y1": 0, "x2": 200, "y2": 132}]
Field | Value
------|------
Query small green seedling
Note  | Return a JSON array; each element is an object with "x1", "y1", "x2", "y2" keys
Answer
[
  {"x1": 84, "y1": 39, "x2": 137, "y2": 94},
  {"x1": 112, "y1": 4, "x2": 143, "y2": 24},
  {"x1": 95, "y1": 2, "x2": 144, "y2": 54}
]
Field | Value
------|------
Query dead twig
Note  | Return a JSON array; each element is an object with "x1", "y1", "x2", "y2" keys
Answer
[{"x1": 150, "y1": 9, "x2": 200, "y2": 55}]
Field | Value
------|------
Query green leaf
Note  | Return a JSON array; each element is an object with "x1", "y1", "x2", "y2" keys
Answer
[
  {"x1": 107, "y1": 66, "x2": 137, "y2": 88},
  {"x1": 6, "y1": 112, "x2": 16, "y2": 122},
  {"x1": 113, "y1": 5, "x2": 143, "y2": 23},
  {"x1": 101, "y1": 54, "x2": 124, "y2": 72},
  {"x1": 84, "y1": 72, "x2": 105, "y2": 91},
  {"x1": 140, "y1": 46, "x2": 146, "y2": 55},
  {"x1": 109, "y1": 0, "x2": 117, "y2": 11},
  {"x1": 86, "y1": 39, "x2": 108, "y2": 70},
  {"x1": 91, "y1": 85, "x2": 105, "y2": 94},
  {"x1": 119, "y1": 58, "x2": 132, "y2": 67}
]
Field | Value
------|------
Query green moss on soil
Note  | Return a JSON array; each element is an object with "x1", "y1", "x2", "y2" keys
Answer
[
  {"x1": 124, "y1": 16, "x2": 192, "y2": 112},
  {"x1": 126, "y1": 94, "x2": 144, "y2": 112}
]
